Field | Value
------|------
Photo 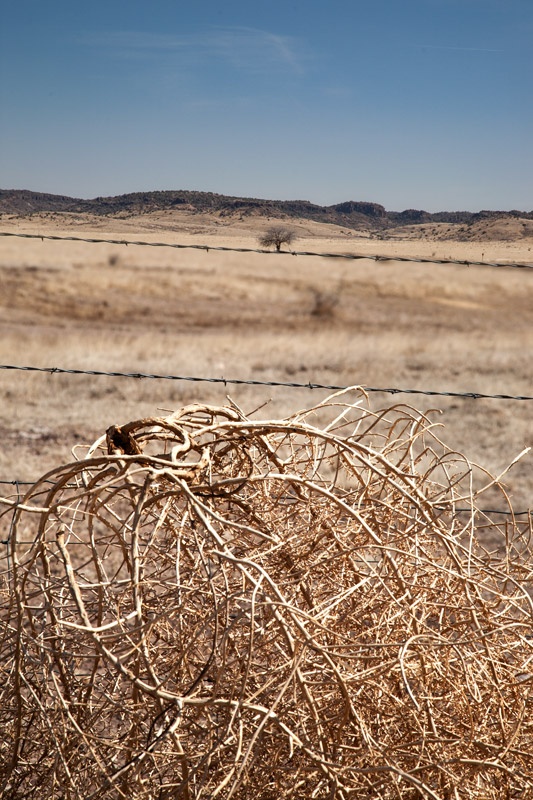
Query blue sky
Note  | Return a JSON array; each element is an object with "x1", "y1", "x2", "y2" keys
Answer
[{"x1": 1, "y1": 0, "x2": 531, "y2": 211}]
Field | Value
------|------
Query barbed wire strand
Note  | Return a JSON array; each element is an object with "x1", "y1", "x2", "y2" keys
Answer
[
  {"x1": 1, "y1": 363, "x2": 532, "y2": 401},
  {"x1": 1, "y1": 230, "x2": 533, "y2": 271},
  {"x1": 1, "y1": 232, "x2": 531, "y2": 527},
  {"x1": 0, "y1": 473, "x2": 530, "y2": 528},
  {"x1": 0, "y1": 474, "x2": 528, "y2": 520}
]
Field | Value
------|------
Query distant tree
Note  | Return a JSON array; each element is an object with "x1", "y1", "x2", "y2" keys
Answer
[{"x1": 258, "y1": 226, "x2": 296, "y2": 252}]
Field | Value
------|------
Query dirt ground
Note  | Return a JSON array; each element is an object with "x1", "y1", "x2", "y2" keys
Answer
[{"x1": 0, "y1": 209, "x2": 531, "y2": 520}]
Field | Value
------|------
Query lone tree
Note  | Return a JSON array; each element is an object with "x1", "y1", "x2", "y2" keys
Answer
[{"x1": 258, "y1": 226, "x2": 296, "y2": 252}]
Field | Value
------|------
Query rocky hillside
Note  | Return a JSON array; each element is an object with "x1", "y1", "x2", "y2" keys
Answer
[{"x1": 1, "y1": 188, "x2": 532, "y2": 232}]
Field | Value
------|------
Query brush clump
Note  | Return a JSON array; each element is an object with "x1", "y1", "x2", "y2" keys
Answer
[{"x1": 1, "y1": 388, "x2": 532, "y2": 799}]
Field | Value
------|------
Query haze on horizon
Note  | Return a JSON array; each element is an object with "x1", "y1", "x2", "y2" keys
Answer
[{"x1": 1, "y1": 0, "x2": 531, "y2": 213}]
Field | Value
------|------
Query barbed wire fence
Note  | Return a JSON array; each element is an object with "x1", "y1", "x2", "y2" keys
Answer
[
  {"x1": 1, "y1": 229, "x2": 533, "y2": 798},
  {"x1": 1, "y1": 363, "x2": 532, "y2": 400},
  {"x1": 1, "y1": 228, "x2": 533, "y2": 270},
  {"x1": 0, "y1": 229, "x2": 531, "y2": 513}
]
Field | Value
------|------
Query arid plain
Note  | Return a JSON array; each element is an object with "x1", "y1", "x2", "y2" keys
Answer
[{"x1": 0, "y1": 209, "x2": 532, "y2": 520}]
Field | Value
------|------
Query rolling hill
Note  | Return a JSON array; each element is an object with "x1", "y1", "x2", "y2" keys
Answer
[{"x1": 1, "y1": 188, "x2": 532, "y2": 234}]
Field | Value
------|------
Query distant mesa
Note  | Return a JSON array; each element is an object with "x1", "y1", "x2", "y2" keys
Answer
[
  {"x1": 390, "y1": 209, "x2": 432, "y2": 224},
  {"x1": 332, "y1": 201, "x2": 387, "y2": 218},
  {"x1": 0, "y1": 189, "x2": 532, "y2": 236}
]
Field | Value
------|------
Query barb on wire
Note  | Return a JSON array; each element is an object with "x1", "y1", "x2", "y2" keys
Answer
[
  {"x1": 1, "y1": 230, "x2": 532, "y2": 271},
  {"x1": 0, "y1": 363, "x2": 532, "y2": 402}
]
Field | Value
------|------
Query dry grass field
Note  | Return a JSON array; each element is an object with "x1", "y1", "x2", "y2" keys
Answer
[
  {"x1": 0, "y1": 209, "x2": 532, "y2": 517},
  {"x1": 1, "y1": 209, "x2": 533, "y2": 798}
]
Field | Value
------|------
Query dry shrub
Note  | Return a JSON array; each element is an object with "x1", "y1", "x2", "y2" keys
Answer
[{"x1": 1, "y1": 389, "x2": 532, "y2": 799}]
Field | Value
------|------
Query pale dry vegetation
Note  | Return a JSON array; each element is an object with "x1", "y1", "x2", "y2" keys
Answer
[
  {"x1": 1, "y1": 212, "x2": 533, "y2": 799},
  {"x1": 1, "y1": 391, "x2": 532, "y2": 799},
  {"x1": 0, "y1": 211, "x2": 531, "y2": 512}
]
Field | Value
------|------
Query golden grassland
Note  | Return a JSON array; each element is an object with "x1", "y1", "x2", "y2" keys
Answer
[
  {"x1": 2, "y1": 210, "x2": 533, "y2": 799},
  {"x1": 0, "y1": 209, "x2": 531, "y2": 514}
]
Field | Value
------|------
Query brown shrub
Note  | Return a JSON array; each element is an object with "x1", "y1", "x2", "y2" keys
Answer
[{"x1": 1, "y1": 389, "x2": 532, "y2": 799}]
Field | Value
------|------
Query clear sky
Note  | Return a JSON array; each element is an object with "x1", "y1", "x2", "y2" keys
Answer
[{"x1": 1, "y1": 0, "x2": 531, "y2": 211}]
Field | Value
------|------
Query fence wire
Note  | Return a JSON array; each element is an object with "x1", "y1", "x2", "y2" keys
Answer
[
  {"x1": 1, "y1": 363, "x2": 532, "y2": 401},
  {"x1": 1, "y1": 230, "x2": 533, "y2": 270},
  {"x1": 1, "y1": 231, "x2": 531, "y2": 528}
]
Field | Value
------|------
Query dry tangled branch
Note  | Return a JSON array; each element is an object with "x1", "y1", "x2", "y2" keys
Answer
[{"x1": 1, "y1": 388, "x2": 532, "y2": 799}]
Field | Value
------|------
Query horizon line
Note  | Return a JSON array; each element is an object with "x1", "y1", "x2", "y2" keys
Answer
[{"x1": 1, "y1": 187, "x2": 532, "y2": 216}]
